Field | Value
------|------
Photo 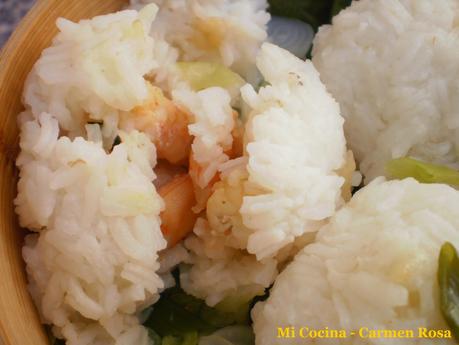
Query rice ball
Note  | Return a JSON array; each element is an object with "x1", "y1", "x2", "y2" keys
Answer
[
  {"x1": 16, "y1": 113, "x2": 166, "y2": 345},
  {"x1": 180, "y1": 43, "x2": 351, "y2": 307},
  {"x1": 252, "y1": 178, "x2": 459, "y2": 345},
  {"x1": 24, "y1": 5, "x2": 159, "y2": 140},
  {"x1": 312, "y1": 0, "x2": 459, "y2": 181},
  {"x1": 240, "y1": 43, "x2": 348, "y2": 260},
  {"x1": 130, "y1": 0, "x2": 270, "y2": 80}
]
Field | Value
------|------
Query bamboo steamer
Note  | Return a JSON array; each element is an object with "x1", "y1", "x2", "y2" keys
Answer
[{"x1": 0, "y1": 1, "x2": 126, "y2": 344}]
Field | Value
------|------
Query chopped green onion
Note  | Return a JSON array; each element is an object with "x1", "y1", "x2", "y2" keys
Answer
[
  {"x1": 438, "y1": 242, "x2": 459, "y2": 341},
  {"x1": 385, "y1": 157, "x2": 459, "y2": 186}
]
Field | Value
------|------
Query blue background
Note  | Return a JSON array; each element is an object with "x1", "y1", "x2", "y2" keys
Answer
[{"x1": 0, "y1": 0, "x2": 35, "y2": 46}]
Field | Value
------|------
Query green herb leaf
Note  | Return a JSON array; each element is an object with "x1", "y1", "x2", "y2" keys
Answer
[
  {"x1": 144, "y1": 287, "x2": 251, "y2": 339},
  {"x1": 149, "y1": 328, "x2": 163, "y2": 345},
  {"x1": 386, "y1": 157, "x2": 459, "y2": 186},
  {"x1": 331, "y1": 0, "x2": 352, "y2": 17},
  {"x1": 162, "y1": 332, "x2": 198, "y2": 345},
  {"x1": 182, "y1": 332, "x2": 199, "y2": 345},
  {"x1": 438, "y1": 242, "x2": 459, "y2": 341},
  {"x1": 199, "y1": 326, "x2": 255, "y2": 345},
  {"x1": 162, "y1": 336, "x2": 182, "y2": 345}
]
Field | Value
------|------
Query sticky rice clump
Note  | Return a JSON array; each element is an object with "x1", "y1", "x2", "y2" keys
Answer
[
  {"x1": 130, "y1": 0, "x2": 270, "y2": 80},
  {"x1": 312, "y1": 0, "x2": 459, "y2": 181},
  {"x1": 240, "y1": 43, "x2": 347, "y2": 260},
  {"x1": 252, "y1": 178, "x2": 459, "y2": 345},
  {"x1": 181, "y1": 217, "x2": 278, "y2": 307},
  {"x1": 16, "y1": 113, "x2": 166, "y2": 345},
  {"x1": 173, "y1": 86, "x2": 235, "y2": 210},
  {"x1": 24, "y1": 5, "x2": 159, "y2": 142},
  {"x1": 180, "y1": 43, "x2": 349, "y2": 306},
  {"x1": 180, "y1": 158, "x2": 279, "y2": 307}
]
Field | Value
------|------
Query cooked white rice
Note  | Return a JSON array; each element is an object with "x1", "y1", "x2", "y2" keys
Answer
[
  {"x1": 174, "y1": 87, "x2": 234, "y2": 191},
  {"x1": 179, "y1": 43, "x2": 349, "y2": 306},
  {"x1": 17, "y1": 2, "x2": 272, "y2": 338},
  {"x1": 241, "y1": 43, "x2": 347, "y2": 260},
  {"x1": 16, "y1": 113, "x2": 166, "y2": 345},
  {"x1": 312, "y1": 0, "x2": 459, "y2": 181},
  {"x1": 14, "y1": 5, "x2": 178, "y2": 345},
  {"x1": 157, "y1": 243, "x2": 191, "y2": 290},
  {"x1": 180, "y1": 158, "x2": 280, "y2": 307},
  {"x1": 23, "y1": 5, "x2": 159, "y2": 144},
  {"x1": 14, "y1": 0, "x2": 364, "y2": 342},
  {"x1": 175, "y1": 87, "x2": 234, "y2": 180},
  {"x1": 253, "y1": 178, "x2": 459, "y2": 345},
  {"x1": 130, "y1": 0, "x2": 270, "y2": 80},
  {"x1": 180, "y1": 218, "x2": 278, "y2": 307}
]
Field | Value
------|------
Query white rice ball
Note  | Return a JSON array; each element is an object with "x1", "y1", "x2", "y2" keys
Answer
[
  {"x1": 312, "y1": 0, "x2": 459, "y2": 181},
  {"x1": 130, "y1": 0, "x2": 270, "y2": 80},
  {"x1": 16, "y1": 114, "x2": 166, "y2": 345},
  {"x1": 253, "y1": 178, "x2": 459, "y2": 345},
  {"x1": 241, "y1": 43, "x2": 347, "y2": 260},
  {"x1": 179, "y1": 43, "x2": 349, "y2": 306},
  {"x1": 23, "y1": 5, "x2": 159, "y2": 141}
]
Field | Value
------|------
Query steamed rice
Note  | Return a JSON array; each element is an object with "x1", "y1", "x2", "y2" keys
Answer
[
  {"x1": 312, "y1": 0, "x2": 459, "y2": 181},
  {"x1": 15, "y1": 1, "x2": 275, "y2": 342},
  {"x1": 24, "y1": 5, "x2": 159, "y2": 144},
  {"x1": 14, "y1": 5, "x2": 173, "y2": 344},
  {"x1": 181, "y1": 218, "x2": 278, "y2": 307},
  {"x1": 179, "y1": 43, "x2": 350, "y2": 306},
  {"x1": 130, "y1": 0, "x2": 270, "y2": 80},
  {"x1": 252, "y1": 178, "x2": 459, "y2": 345},
  {"x1": 240, "y1": 43, "x2": 347, "y2": 260},
  {"x1": 9, "y1": 0, "x2": 420, "y2": 344},
  {"x1": 174, "y1": 86, "x2": 235, "y2": 210},
  {"x1": 16, "y1": 113, "x2": 165, "y2": 345}
]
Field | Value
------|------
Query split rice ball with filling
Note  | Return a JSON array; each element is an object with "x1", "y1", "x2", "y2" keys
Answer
[{"x1": 180, "y1": 43, "x2": 353, "y2": 307}]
